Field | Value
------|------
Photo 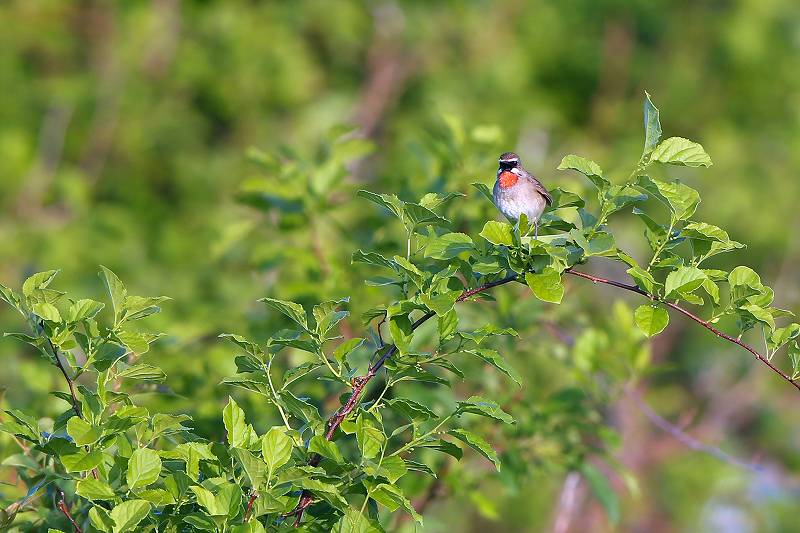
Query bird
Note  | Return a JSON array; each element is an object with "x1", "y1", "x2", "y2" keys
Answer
[{"x1": 493, "y1": 152, "x2": 552, "y2": 238}]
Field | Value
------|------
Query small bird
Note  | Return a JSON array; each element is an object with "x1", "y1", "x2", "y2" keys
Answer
[{"x1": 493, "y1": 151, "x2": 552, "y2": 238}]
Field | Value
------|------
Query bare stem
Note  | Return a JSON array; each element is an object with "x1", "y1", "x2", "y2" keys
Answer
[{"x1": 57, "y1": 491, "x2": 83, "y2": 533}]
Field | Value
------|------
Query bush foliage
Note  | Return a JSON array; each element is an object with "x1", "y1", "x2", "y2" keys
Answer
[{"x1": 0, "y1": 95, "x2": 797, "y2": 532}]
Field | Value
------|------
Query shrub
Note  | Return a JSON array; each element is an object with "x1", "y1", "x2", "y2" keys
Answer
[{"x1": 0, "y1": 94, "x2": 797, "y2": 531}]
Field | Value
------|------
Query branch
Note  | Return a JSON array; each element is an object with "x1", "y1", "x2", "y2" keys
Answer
[
  {"x1": 41, "y1": 322, "x2": 82, "y2": 419},
  {"x1": 57, "y1": 491, "x2": 83, "y2": 533},
  {"x1": 288, "y1": 265, "x2": 798, "y2": 524},
  {"x1": 628, "y1": 389, "x2": 762, "y2": 473},
  {"x1": 243, "y1": 490, "x2": 258, "y2": 522},
  {"x1": 552, "y1": 471, "x2": 583, "y2": 533},
  {"x1": 564, "y1": 270, "x2": 800, "y2": 392}
]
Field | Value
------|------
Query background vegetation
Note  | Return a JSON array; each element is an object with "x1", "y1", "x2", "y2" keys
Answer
[{"x1": 1, "y1": 0, "x2": 799, "y2": 531}]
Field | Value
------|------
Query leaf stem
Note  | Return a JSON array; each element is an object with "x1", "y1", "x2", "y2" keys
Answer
[{"x1": 265, "y1": 356, "x2": 292, "y2": 431}]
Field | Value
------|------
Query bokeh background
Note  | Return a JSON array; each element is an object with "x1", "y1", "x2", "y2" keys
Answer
[{"x1": 2, "y1": 1, "x2": 800, "y2": 531}]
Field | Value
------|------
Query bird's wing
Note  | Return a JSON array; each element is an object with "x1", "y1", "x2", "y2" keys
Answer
[{"x1": 524, "y1": 173, "x2": 552, "y2": 206}]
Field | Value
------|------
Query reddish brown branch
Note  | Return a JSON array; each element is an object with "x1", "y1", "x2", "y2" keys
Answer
[
  {"x1": 244, "y1": 491, "x2": 258, "y2": 522},
  {"x1": 564, "y1": 270, "x2": 800, "y2": 391},
  {"x1": 57, "y1": 491, "x2": 83, "y2": 533}
]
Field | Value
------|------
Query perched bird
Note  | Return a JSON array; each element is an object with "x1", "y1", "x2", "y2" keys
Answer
[{"x1": 493, "y1": 151, "x2": 552, "y2": 238}]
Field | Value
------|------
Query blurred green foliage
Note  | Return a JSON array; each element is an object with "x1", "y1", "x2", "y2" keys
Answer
[{"x1": 1, "y1": 0, "x2": 799, "y2": 531}]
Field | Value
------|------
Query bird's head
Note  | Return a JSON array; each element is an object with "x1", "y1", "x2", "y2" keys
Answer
[{"x1": 498, "y1": 152, "x2": 521, "y2": 170}]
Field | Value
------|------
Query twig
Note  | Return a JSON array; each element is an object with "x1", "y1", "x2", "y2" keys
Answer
[
  {"x1": 552, "y1": 471, "x2": 583, "y2": 533},
  {"x1": 57, "y1": 491, "x2": 83, "y2": 533},
  {"x1": 42, "y1": 325, "x2": 82, "y2": 419},
  {"x1": 629, "y1": 390, "x2": 761, "y2": 472},
  {"x1": 244, "y1": 490, "x2": 258, "y2": 522}
]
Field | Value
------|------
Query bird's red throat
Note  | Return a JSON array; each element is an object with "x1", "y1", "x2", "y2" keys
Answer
[{"x1": 498, "y1": 170, "x2": 518, "y2": 189}]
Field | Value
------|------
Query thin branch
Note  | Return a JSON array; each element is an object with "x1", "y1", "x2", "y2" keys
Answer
[
  {"x1": 42, "y1": 324, "x2": 82, "y2": 419},
  {"x1": 552, "y1": 471, "x2": 583, "y2": 533},
  {"x1": 564, "y1": 270, "x2": 800, "y2": 391},
  {"x1": 628, "y1": 390, "x2": 762, "y2": 472},
  {"x1": 244, "y1": 490, "x2": 258, "y2": 522},
  {"x1": 57, "y1": 491, "x2": 83, "y2": 533}
]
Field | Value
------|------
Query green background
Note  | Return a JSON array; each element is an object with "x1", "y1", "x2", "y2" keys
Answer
[{"x1": 1, "y1": 1, "x2": 799, "y2": 531}]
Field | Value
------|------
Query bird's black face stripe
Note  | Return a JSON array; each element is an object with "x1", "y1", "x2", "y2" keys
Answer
[{"x1": 499, "y1": 159, "x2": 518, "y2": 169}]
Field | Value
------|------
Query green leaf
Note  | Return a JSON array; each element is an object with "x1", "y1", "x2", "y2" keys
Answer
[
  {"x1": 352, "y1": 250, "x2": 395, "y2": 270},
  {"x1": 682, "y1": 222, "x2": 744, "y2": 260},
  {"x1": 309, "y1": 435, "x2": 344, "y2": 463},
  {"x1": 122, "y1": 295, "x2": 169, "y2": 321},
  {"x1": 789, "y1": 342, "x2": 800, "y2": 379},
  {"x1": 525, "y1": 268, "x2": 564, "y2": 304},
  {"x1": 634, "y1": 305, "x2": 670, "y2": 337},
  {"x1": 650, "y1": 137, "x2": 712, "y2": 167},
  {"x1": 419, "y1": 191, "x2": 464, "y2": 210},
  {"x1": 769, "y1": 323, "x2": 800, "y2": 351},
  {"x1": 67, "y1": 299, "x2": 105, "y2": 322},
  {"x1": 89, "y1": 506, "x2": 115, "y2": 532},
  {"x1": 376, "y1": 456, "x2": 408, "y2": 483},
  {"x1": 438, "y1": 308, "x2": 459, "y2": 340},
  {"x1": 99, "y1": 266, "x2": 127, "y2": 323},
  {"x1": 740, "y1": 304, "x2": 775, "y2": 331},
  {"x1": 0, "y1": 282, "x2": 21, "y2": 311},
  {"x1": 136, "y1": 489, "x2": 176, "y2": 506},
  {"x1": 627, "y1": 266, "x2": 659, "y2": 294},
  {"x1": 127, "y1": 447, "x2": 162, "y2": 489},
  {"x1": 636, "y1": 176, "x2": 700, "y2": 221},
  {"x1": 386, "y1": 398, "x2": 437, "y2": 421},
  {"x1": 457, "y1": 396, "x2": 514, "y2": 424},
  {"x1": 402, "y1": 201, "x2": 451, "y2": 230},
  {"x1": 110, "y1": 499, "x2": 151, "y2": 532},
  {"x1": 388, "y1": 315, "x2": 414, "y2": 355},
  {"x1": 471, "y1": 182, "x2": 495, "y2": 203},
  {"x1": 335, "y1": 507, "x2": 384, "y2": 533},
  {"x1": 357, "y1": 190, "x2": 405, "y2": 220},
  {"x1": 467, "y1": 349, "x2": 522, "y2": 385},
  {"x1": 76, "y1": 478, "x2": 117, "y2": 501},
  {"x1": 262, "y1": 426, "x2": 293, "y2": 476},
  {"x1": 259, "y1": 298, "x2": 308, "y2": 330},
  {"x1": 277, "y1": 390, "x2": 323, "y2": 431},
  {"x1": 32, "y1": 302, "x2": 61, "y2": 322},
  {"x1": 664, "y1": 266, "x2": 707, "y2": 298},
  {"x1": 231, "y1": 448, "x2": 267, "y2": 488},
  {"x1": 333, "y1": 337, "x2": 364, "y2": 364},
  {"x1": 61, "y1": 450, "x2": 104, "y2": 472},
  {"x1": 581, "y1": 464, "x2": 620, "y2": 526},
  {"x1": 67, "y1": 417, "x2": 102, "y2": 446},
  {"x1": 419, "y1": 439, "x2": 462, "y2": 459},
  {"x1": 223, "y1": 397, "x2": 252, "y2": 449},
  {"x1": 479, "y1": 221, "x2": 514, "y2": 246},
  {"x1": 22, "y1": 270, "x2": 60, "y2": 298},
  {"x1": 116, "y1": 363, "x2": 166, "y2": 382},
  {"x1": 420, "y1": 290, "x2": 459, "y2": 317},
  {"x1": 642, "y1": 91, "x2": 662, "y2": 156},
  {"x1": 557, "y1": 155, "x2": 609, "y2": 190},
  {"x1": 366, "y1": 482, "x2": 422, "y2": 524},
  {"x1": 356, "y1": 414, "x2": 385, "y2": 459},
  {"x1": 449, "y1": 428, "x2": 500, "y2": 470},
  {"x1": 424, "y1": 232, "x2": 474, "y2": 260},
  {"x1": 190, "y1": 485, "x2": 233, "y2": 516}
]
